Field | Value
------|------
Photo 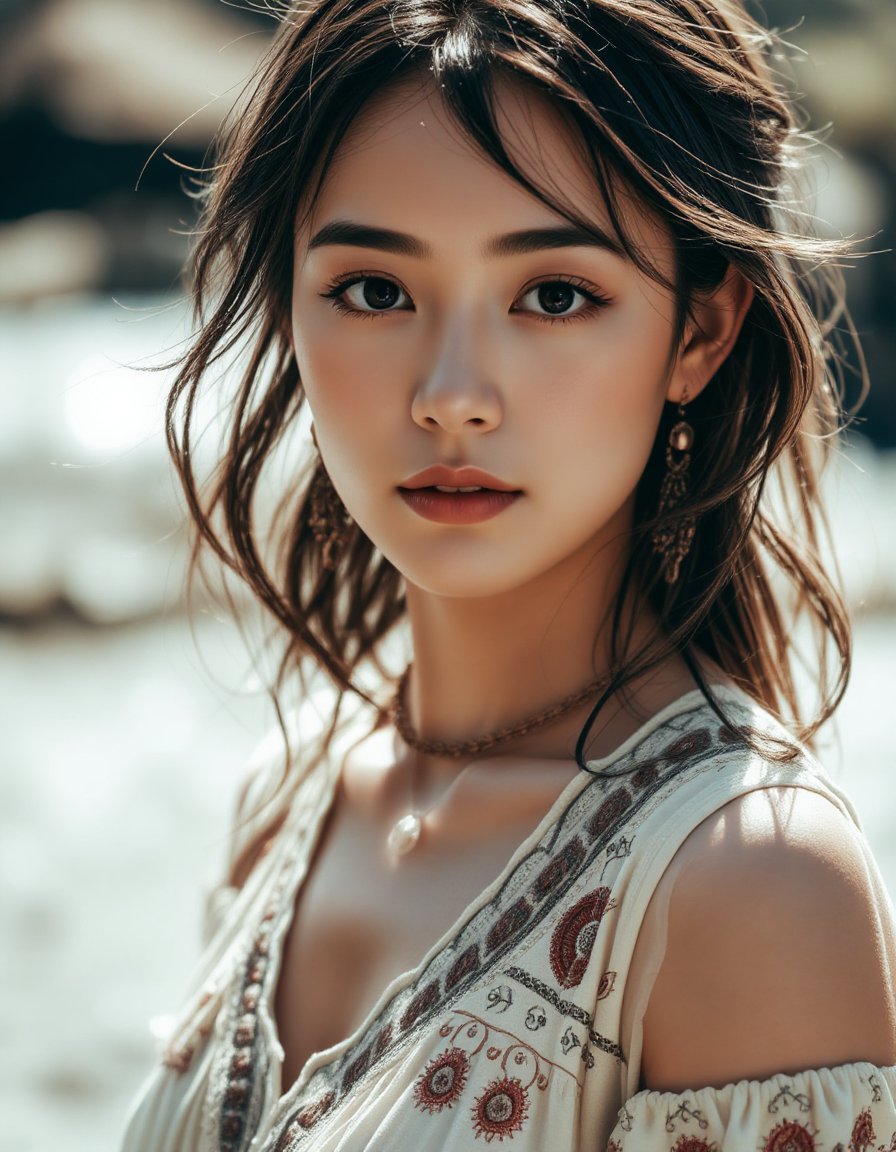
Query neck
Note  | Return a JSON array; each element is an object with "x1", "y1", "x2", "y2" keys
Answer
[{"x1": 401, "y1": 531, "x2": 647, "y2": 763}]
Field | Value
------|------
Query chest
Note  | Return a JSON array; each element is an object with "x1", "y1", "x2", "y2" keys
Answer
[{"x1": 271, "y1": 774, "x2": 574, "y2": 1093}]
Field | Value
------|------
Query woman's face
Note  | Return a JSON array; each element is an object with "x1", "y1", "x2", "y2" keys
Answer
[{"x1": 291, "y1": 73, "x2": 686, "y2": 599}]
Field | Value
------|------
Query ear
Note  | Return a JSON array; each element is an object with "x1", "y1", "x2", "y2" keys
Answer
[{"x1": 666, "y1": 267, "x2": 754, "y2": 404}]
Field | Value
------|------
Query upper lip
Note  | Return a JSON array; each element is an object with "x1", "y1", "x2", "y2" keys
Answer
[{"x1": 398, "y1": 465, "x2": 520, "y2": 492}]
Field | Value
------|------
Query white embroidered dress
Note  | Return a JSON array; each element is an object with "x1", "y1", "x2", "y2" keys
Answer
[{"x1": 120, "y1": 685, "x2": 896, "y2": 1152}]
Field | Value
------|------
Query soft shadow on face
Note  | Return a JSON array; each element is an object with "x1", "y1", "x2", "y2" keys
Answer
[{"x1": 290, "y1": 69, "x2": 684, "y2": 605}]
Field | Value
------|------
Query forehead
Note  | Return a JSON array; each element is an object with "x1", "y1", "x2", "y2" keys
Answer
[{"x1": 299, "y1": 72, "x2": 670, "y2": 260}]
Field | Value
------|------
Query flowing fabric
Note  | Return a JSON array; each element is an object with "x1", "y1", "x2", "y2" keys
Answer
[{"x1": 119, "y1": 685, "x2": 896, "y2": 1152}]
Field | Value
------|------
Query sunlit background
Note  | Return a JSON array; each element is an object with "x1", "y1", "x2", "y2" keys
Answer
[{"x1": 1, "y1": 1, "x2": 894, "y2": 1148}]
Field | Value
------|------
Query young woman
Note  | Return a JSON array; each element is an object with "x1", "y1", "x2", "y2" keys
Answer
[{"x1": 121, "y1": 1, "x2": 896, "y2": 1149}]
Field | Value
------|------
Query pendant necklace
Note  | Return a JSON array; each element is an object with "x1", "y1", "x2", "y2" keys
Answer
[
  {"x1": 385, "y1": 666, "x2": 610, "y2": 858},
  {"x1": 386, "y1": 759, "x2": 481, "y2": 858}
]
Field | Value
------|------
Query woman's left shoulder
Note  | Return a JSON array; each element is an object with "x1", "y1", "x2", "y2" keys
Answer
[{"x1": 640, "y1": 784, "x2": 896, "y2": 1093}]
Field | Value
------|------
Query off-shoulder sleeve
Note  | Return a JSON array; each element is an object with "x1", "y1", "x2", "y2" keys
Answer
[{"x1": 605, "y1": 1061, "x2": 896, "y2": 1151}]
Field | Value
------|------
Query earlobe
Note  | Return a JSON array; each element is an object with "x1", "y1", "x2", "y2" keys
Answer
[{"x1": 667, "y1": 267, "x2": 754, "y2": 404}]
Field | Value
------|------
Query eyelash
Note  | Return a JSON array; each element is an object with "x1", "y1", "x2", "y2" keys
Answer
[{"x1": 318, "y1": 271, "x2": 612, "y2": 325}]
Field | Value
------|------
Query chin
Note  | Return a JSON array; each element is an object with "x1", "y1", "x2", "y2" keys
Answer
[{"x1": 387, "y1": 546, "x2": 560, "y2": 601}]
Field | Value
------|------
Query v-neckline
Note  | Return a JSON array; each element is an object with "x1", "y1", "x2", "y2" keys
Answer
[
  {"x1": 255, "y1": 685, "x2": 730, "y2": 1118},
  {"x1": 255, "y1": 755, "x2": 590, "y2": 1114}
]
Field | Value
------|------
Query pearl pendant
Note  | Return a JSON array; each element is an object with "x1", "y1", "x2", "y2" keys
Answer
[
  {"x1": 670, "y1": 420, "x2": 694, "y2": 452},
  {"x1": 387, "y1": 812, "x2": 422, "y2": 857}
]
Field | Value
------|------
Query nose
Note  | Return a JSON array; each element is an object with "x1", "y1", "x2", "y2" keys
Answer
[{"x1": 411, "y1": 313, "x2": 503, "y2": 435}]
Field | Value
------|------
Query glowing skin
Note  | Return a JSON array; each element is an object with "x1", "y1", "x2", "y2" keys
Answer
[
  {"x1": 290, "y1": 72, "x2": 751, "y2": 751},
  {"x1": 241, "y1": 67, "x2": 896, "y2": 1110},
  {"x1": 277, "y1": 72, "x2": 753, "y2": 1089}
]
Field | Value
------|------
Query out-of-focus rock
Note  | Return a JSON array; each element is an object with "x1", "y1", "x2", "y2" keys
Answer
[
  {"x1": 0, "y1": 212, "x2": 108, "y2": 302},
  {"x1": 0, "y1": 0, "x2": 265, "y2": 145}
]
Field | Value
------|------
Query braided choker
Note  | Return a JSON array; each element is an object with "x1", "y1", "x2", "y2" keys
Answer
[
  {"x1": 385, "y1": 666, "x2": 608, "y2": 857},
  {"x1": 389, "y1": 666, "x2": 609, "y2": 760}
]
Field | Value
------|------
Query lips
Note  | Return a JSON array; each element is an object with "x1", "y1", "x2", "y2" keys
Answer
[
  {"x1": 397, "y1": 467, "x2": 522, "y2": 525},
  {"x1": 398, "y1": 464, "x2": 520, "y2": 493}
]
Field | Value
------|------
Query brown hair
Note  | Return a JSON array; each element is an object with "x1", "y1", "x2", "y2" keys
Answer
[{"x1": 167, "y1": 0, "x2": 861, "y2": 838}]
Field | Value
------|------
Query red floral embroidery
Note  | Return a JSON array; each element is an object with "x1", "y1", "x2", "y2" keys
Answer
[
  {"x1": 341, "y1": 1046, "x2": 371, "y2": 1092},
  {"x1": 607, "y1": 1141, "x2": 623, "y2": 1152},
  {"x1": 549, "y1": 887, "x2": 617, "y2": 989},
  {"x1": 631, "y1": 760, "x2": 661, "y2": 790},
  {"x1": 275, "y1": 1122, "x2": 300, "y2": 1152},
  {"x1": 472, "y1": 1076, "x2": 530, "y2": 1141},
  {"x1": 531, "y1": 837, "x2": 587, "y2": 900},
  {"x1": 850, "y1": 1106, "x2": 876, "y2": 1150},
  {"x1": 761, "y1": 1119, "x2": 817, "y2": 1152},
  {"x1": 220, "y1": 1113, "x2": 242, "y2": 1141},
  {"x1": 663, "y1": 728, "x2": 711, "y2": 761},
  {"x1": 233, "y1": 1013, "x2": 257, "y2": 1047},
  {"x1": 586, "y1": 788, "x2": 632, "y2": 840},
  {"x1": 399, "y1": 980, "x2": 441, "y2": 1032},
  {"x1": 485, "y1": 898, "x2": 533, "y2": 955},
  {"x1": 287, "y1": 1090, "x2": 335, "y2": 1136},
  {"x1": 371, "y1": 1023, "x2": 394, "y2": 1061},
  {"x1": 671, "y1": 1138, "x2": 718, "y2": 1152},
  {"x1": 414, "y1": 1047, "x2": 470, "y2": 1114},
  {"x1": 223, "y1": 1078, "x2": 250, "y2": 1108},
  {"x1": 445, "y1": 944, "x2": 480, "y2": 991}
]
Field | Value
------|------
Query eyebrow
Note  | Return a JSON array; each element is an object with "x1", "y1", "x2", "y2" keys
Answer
[{"x1": 307, "y1": 219, "x2": 625, "y2": 260}]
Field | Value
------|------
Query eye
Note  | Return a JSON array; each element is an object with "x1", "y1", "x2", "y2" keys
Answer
[
  {"x1": 514, "y1": 278, "x2": 610, "y2": 323},
  {"x1": 320, "y1": 274, "x2": 411, "y2": 317}
]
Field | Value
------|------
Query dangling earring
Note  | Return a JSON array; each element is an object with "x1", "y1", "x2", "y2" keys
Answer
[
  {"x1": 652, "y1": 386, "x2": 696, "y2": 584},
  {"x1": 308, "y1": 425, "x2": 352, "y2": 571}
]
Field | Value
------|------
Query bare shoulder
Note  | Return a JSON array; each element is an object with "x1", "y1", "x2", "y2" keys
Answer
[{"x1": 641, "y1": 785, "x2": 896, "y2": 1092}]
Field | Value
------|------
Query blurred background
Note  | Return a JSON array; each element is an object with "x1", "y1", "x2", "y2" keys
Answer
[{"x1": 0, "y1": 1, "x2": 894, "y2": 1147}]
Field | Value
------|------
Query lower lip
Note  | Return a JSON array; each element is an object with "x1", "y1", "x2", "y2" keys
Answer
[{"x1": 398, "y1": 488, "x2": 521, "y2": 524}]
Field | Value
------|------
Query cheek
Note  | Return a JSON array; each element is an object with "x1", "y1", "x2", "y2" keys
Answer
[
  {"x1": 292, "y1": 312, "x2": 398, "y2": 428},
  {"x1": 291, "y1": 311, "x2": 405, "y2": 528},
  {"x1": 512, "y1": 309, "x2": 673, "y2": 465}
]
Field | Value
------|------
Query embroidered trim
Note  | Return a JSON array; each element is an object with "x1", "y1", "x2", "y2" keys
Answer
[
  {"x1": 212, "y1": 914, "x2": 275, "y2": 1152},
  {"x1": 264, "y1": 715, "x2": 732, "y2": 1149},
  {"x1": 205, "y1": 854, "x2": 301, "y2": 1152},
  {"x1": 220, "y1": 698, "x2": 792, "y2": 1152},
  {"x1": 162, "y1": 986, "x2": 219, "y2": 1073},
  {"x1": 272, "y1": 1091, "x2": 336, "y2": 1151},
  {"x1": 504, "y1": 966, "x2": 623, "y2": 1061}
]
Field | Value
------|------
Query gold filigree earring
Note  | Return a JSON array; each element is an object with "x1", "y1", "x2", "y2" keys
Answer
[
  {"x1": 308, "y1": 425, "x2": 352, "y2": 571},
  {"x1": 652, "y1": 386, "x2": 696, "y2": 584}
]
